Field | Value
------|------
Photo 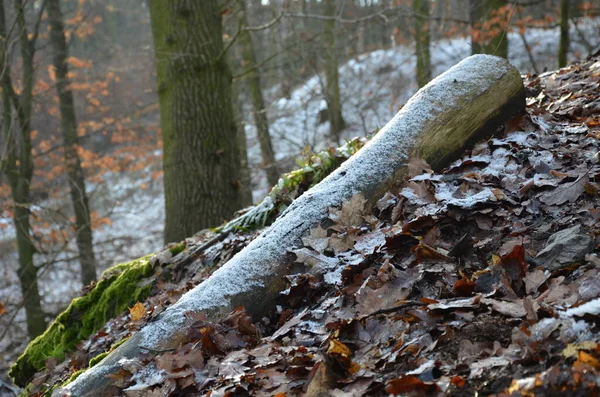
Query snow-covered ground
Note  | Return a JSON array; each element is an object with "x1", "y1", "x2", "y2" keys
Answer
[{"x1": 1, "y1": 18, "x2": 599, "y2": 372}]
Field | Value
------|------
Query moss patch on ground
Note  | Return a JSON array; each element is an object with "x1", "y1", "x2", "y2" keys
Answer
[{"x1": 9, "y1": 255, "x2": 155, "y2": 387}]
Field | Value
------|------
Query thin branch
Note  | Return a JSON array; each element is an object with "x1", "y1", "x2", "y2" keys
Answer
[
  {"x1": 217, "y1": 19, "x2": 243, "y2": 63},
  {"x1": 282, "y1": 7, "x2": 399, "y2": 24}
]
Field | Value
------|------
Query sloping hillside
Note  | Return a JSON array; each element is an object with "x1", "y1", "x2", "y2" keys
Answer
[{"x1": 13, "y1": 50, "x2": 600, "y2": 396}]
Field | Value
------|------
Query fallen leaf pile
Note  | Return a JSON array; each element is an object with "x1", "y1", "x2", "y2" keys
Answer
[{"x1": 40, "y1": 52, "x2": 600, "y2": 396}]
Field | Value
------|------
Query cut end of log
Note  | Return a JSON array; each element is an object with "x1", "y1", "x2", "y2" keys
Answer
[{"x1": 412, "y1": 55, "x2": 525, "y2": 170}]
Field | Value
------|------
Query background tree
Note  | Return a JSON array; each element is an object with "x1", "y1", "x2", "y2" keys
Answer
[
  {"x1": 414, "y1": 0, "x2": 431, "y2": 87},
  {"x1": 0, "y1": 0, "x2": 46, "y2": 338},
  {"x1": 148, "y1": 0, "x2": 245, "y2": 243},
  {"x1": 231, "y1": 83, "x2": 253, "y2": 207},
  {"x1": 470, "y1": 0, "x2": 509, "y2": 58},
  {"x1": 323, "y1": 0, "x2": 345, "y2": 144},
  {"x1": 558, "y1": 0, "x2": 570, "y2": 67},
  {"x1": 47, "y1": 0, "x2": 97, "y2": 286},
  {"x1": 238, "y1": 0, "x2": 280, "y2": 188}
]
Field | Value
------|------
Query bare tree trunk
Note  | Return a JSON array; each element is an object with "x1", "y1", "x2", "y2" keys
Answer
[
  {"x1": 323, "y1": 0, "x2": 345, "y2": 144},
  {"x1": 357, "y1": 20, "x2": 365, "y2": 55},
  {"x1": 0, "y1": 0, "x2": 46, "y2": 338},
  {"x1": 232, "y1": 83, "x2": 253, "y2": 207},
  {"x1": 238, "y1": 0, "x2": 280, "y2": 188},
  {"x1": 149, "y1": 0, "x2": 244, "y2": 243},
  {"x1": 558, "y1": 0, "x2": 569, "y2": 68},
  {"x1": 47, "y1": 0, "x2": 98, "y2": 286},
  {"x1": 414, "y1": 0, "x2": 431, "y2": 87}
]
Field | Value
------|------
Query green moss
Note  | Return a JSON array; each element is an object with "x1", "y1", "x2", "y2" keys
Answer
[
  {"x1": 88, "y1": 351, "x2": 110, "y2": 367},
  {"x1": 17, "y1": 383, "x2": 34, "y2": 397},
  {"x1": 9, "y1": 255, "x2": 155, "y2": 387},
  {"x1": 168, "y1": 242, "x2": 186, "y2": 256},
  {"x1": 215, "y1": 137, "x2": 370, "y2": 234},
  {"x1": 63, "y1": 369, "x2": 86, "y2": 386},
  {"x1": 109, "y1": 335, "x2": 130, "y2": 351}
]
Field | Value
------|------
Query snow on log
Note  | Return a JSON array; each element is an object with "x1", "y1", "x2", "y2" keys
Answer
[{"x1": 57, "y1": 54, "x2": 524, "y2": 396}]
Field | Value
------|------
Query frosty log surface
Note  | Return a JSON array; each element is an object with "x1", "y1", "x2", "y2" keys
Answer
[{"x1": 57, "y1": 54, "x2": 524, "y2": 396}]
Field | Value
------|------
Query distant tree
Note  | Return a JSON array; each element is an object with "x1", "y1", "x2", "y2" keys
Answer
[
  {"x1": 0, "y1": 0, "x2": 46, "y2": 338},
  {"x1": 148, "y1": 0, "x2": 245, "y2": 243},
  {"x1": 47, "y1": 0, "x2": 98, "y2": 286},
  {"x1": 238, "y1": 0, "x2": 280, "y2": 188},
  {"x1": 558, "y1": 0, "x2": 569, "y2": 67},
  {"x1": 413, "y1": 0, "x2": 432, "y2": 87},
  {"x1": 231, "y1": 82, "x2": 253, "y2": 207},
  {"x1": 470, "y1": 0, "x2": 509, "y2": 59},
  {"x1": 323, "y1": 0, "x2": 345, "y2": 144}
]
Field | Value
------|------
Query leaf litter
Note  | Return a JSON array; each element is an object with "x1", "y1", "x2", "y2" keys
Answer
[{"x1": 42, "y1": 52, "x2": 600, "y2": 396}]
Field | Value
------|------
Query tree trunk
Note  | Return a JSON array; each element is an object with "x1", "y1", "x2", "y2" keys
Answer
[
  {"x1": 323, "y1": 0, "x2": 345, "y2": 144},
  {"x1": 13, "y1": 199, "x2": 46, "y2": 338},
  {"x1": 149, "y1": 0, "x2": 244, "y2": 243},
  {"x1": 239, "y1": 0, "x2": 280, "y2": 188},
  {"x1": 0, "y1": 0, "x2": 46, "y2": 339},
  {"x1": 357, "y1": 20, "x2": 365, "y2": 55},
  {"x1": 414, "y1": 0, "x2": 432, "y2": 88},
  {"x1": 469, "y1": 0, "x2": 482, "y2": 55},
  {"x1": 57, "y1": 55, "x2": 525, "y2": 396},
  {"x1": 232, "y1": 82, "x2": 254, "y2": 207},
  {"x1": 47, "y1": 0, "x2": 98, "y2": 286},
  {"x1": 558, "y1": 0, "x2": 569, "y2": 68},
  {"x1": 267, "y1": 0, "x2": 285, "y2": 91},
  {"x1": 470, "y1": 0, "x2": 508, "y2": 59}
]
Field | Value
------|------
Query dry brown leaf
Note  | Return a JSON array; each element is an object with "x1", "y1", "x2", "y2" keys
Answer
[
  {"x1": 408, "y1": 156, "x2": 433, "y2": 178},
  {"x1": 128, "y1": 302, "x2": 145, "y2": 321},
  {"x1": 385, "y1": 376, "x2": 438, "y2": 395}
]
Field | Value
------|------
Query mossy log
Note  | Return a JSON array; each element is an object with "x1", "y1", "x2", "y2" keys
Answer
[
  {"x1": 9, "y1": 256, "x2": 154, "y2": 387},
  {"x1": 56, "y1": 54, "x2": 525, "y2": 396}
]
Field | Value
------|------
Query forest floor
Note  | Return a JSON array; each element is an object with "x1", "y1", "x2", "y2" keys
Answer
[{"x1": 26, "y1": 50, "x2": 600, "y2": 396}]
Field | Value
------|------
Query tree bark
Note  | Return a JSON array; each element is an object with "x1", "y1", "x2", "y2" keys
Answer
[
  {"x1": 0, "y1": 0, "x2": 46, "y2": 339},
  {"x1": 56, "y1": 54, "x2": 525, "y2": 396},
  {"x1": 238, "y1": 0, "x2": 280, "y2": 188},
  {"x1": 47, "y1": 0, "x2": 98, "y2": 286},
  {"x1": 323, "y1": 0, "x2": 345, "y2": 144},
  {"x1": 470, "y1": 0, "x2": 509, "y2": 59},
  {"x1": 558, "y1": 0, "x2": 569, "y2": 68},
  {"x1": 414, "y1": 0, "x2": 431, "y2": 88},
  {"x1": 149, "y1": 0, "x2": 244, "y2": 243}
]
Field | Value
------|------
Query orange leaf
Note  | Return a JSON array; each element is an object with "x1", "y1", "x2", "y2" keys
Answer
[
  {"x1": 328, "y1": 339, "x2": 351, "y2": 358},
  {"x1": 451, "y1": 375, "x2": 465, "y2": 387},
  {"x1": 67, "y1": 56, "x2": 92, "y2": 69},
  {"x1": 128, "y1": 302, "x2": 145, "y2": 321},
  {"x1": 47, "y1": 65, "x2": 56, "y2": 81},
  {"x1": 578, "y1": 351, "x2": 600, "y2": 369},
  {"x1": 385, "y1": 376, "x2": 438, "y2": 394}
]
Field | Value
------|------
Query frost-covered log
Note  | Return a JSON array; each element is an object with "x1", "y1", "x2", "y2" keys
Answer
[{"x1": 56, "y1": 54, "x2": 524, "y2": 396}]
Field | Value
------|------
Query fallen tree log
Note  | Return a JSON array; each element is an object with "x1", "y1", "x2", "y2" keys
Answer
[{"x1": 55, "y1": 54, "x2": 524, "y2": 396}]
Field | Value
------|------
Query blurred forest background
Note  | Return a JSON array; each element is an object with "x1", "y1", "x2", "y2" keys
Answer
[{"x1": 0, "y1": 0, "x2": 599, "y2": 386}]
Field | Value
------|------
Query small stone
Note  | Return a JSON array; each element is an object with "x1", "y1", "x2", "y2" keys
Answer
[{"x1": 536, "y1": 225, "x2": 594, "y2": 270}]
